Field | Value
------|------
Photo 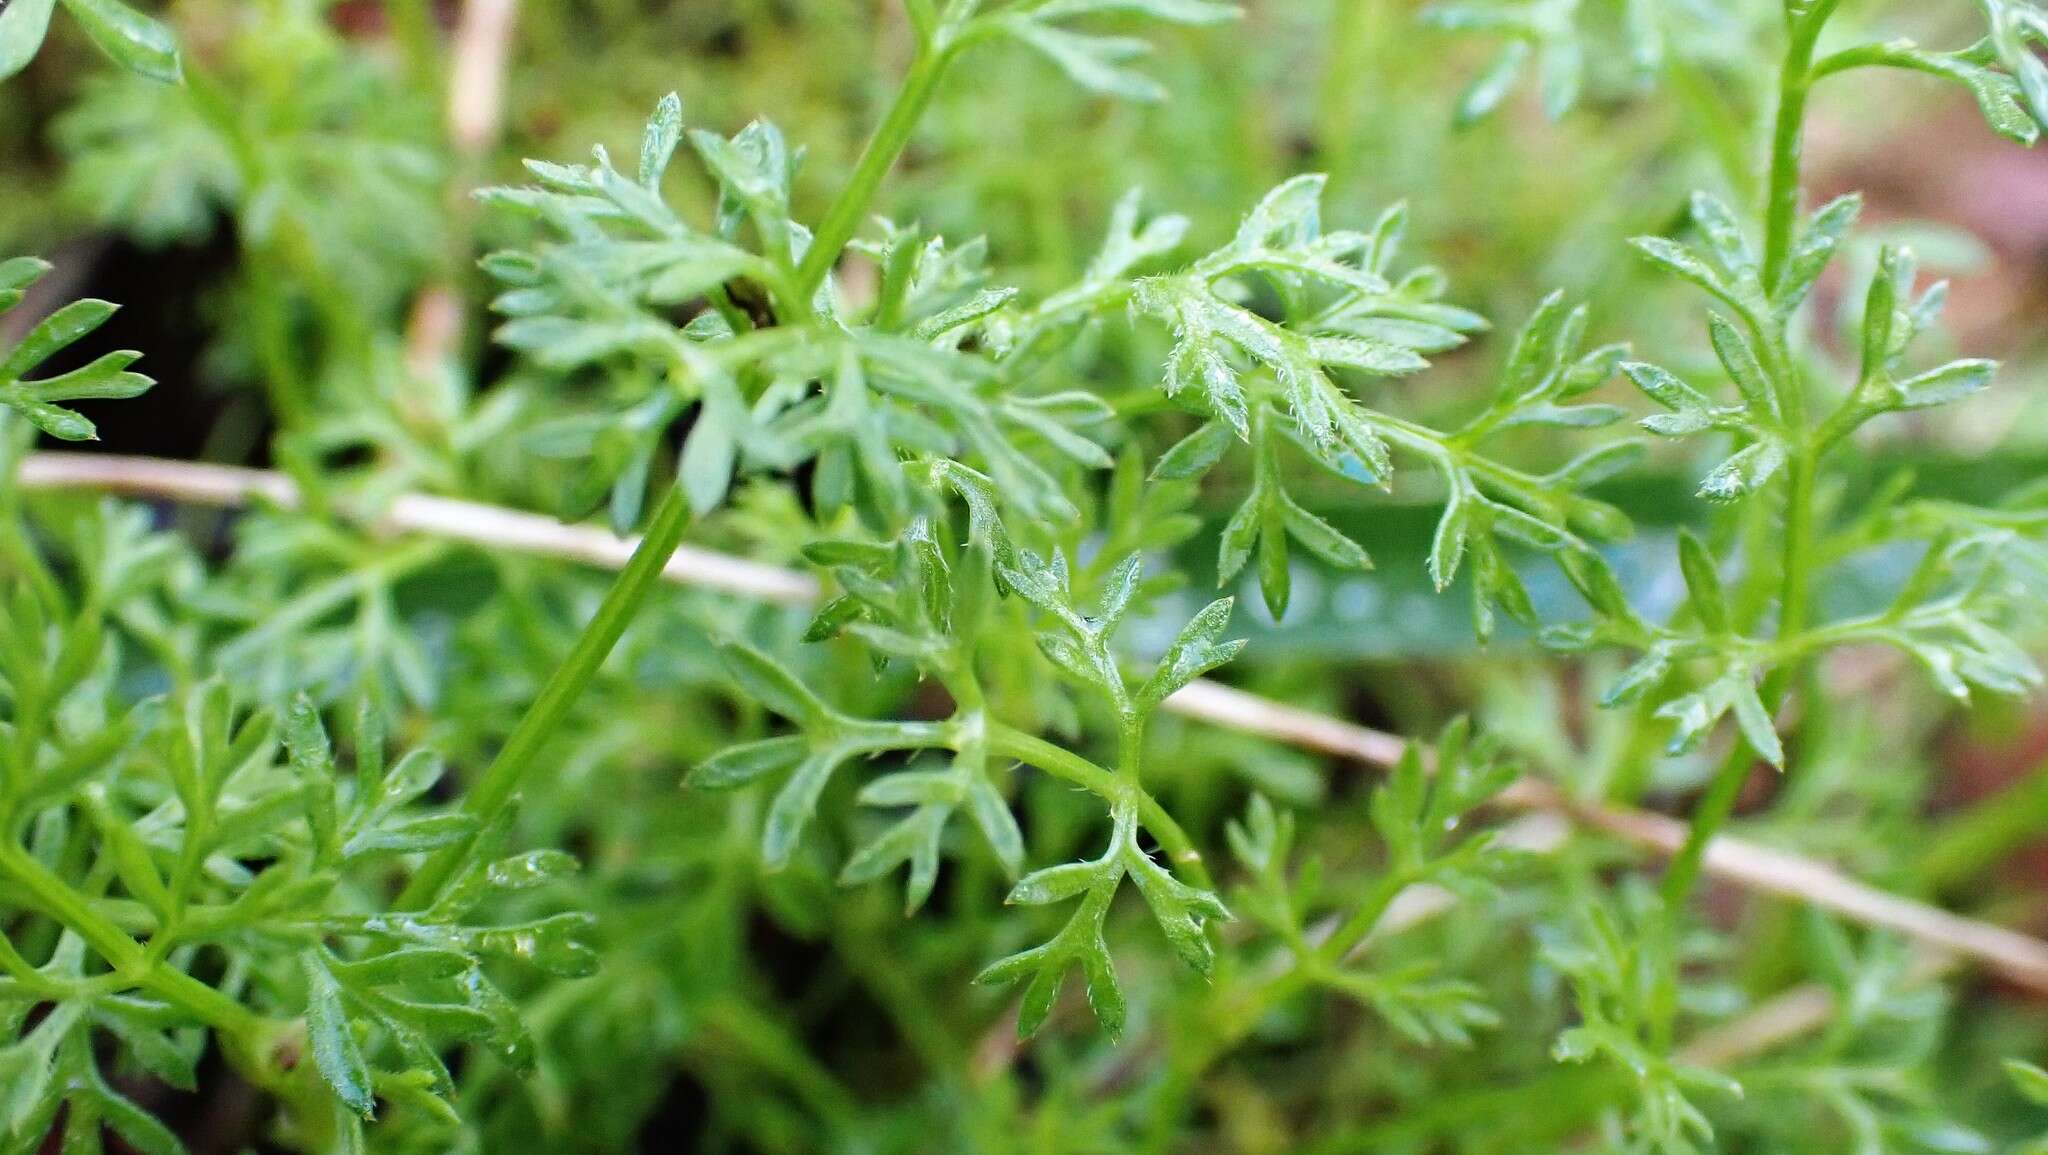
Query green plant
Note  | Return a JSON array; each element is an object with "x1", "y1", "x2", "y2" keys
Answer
[
  {"x1": 0, "y1": 0, "x2": 178, "y2": 84},
  {"x1": 0, "y1": 257, "x2": 153, "y2": 441},
  {"x1": 4, "y1": 0, "x2": 2048, "y2": 1152}
]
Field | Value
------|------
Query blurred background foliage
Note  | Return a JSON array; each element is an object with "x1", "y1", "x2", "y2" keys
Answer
[{"x1": 4, "y1": 1, "x2": 2048, "y2": 1152}]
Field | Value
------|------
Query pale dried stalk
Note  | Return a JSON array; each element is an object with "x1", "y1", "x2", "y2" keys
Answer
[
  {"x1": 447, "y1": 0, "x2": 520, "y2": 157},
  {"x1": 16, "y1": 450, "x2": 2048, "y2": 994},
  {"x1": 1677, "y1": 949, "x2": 1956, "y2": 1067},
  {"x1": 406, "y1": 0, "x2": 521, "y2": 378},
  {"x1": 16, "y1": 453, "x2": 819, "y2": 603},
  {"x1": 1675, "y1": 981, "x2": 1834, "y2": 1069},
  {"x1": 1145, "y1": 684, "x2": 2048, "y2": 990}
]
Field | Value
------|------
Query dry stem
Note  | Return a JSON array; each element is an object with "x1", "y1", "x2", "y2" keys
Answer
[{"x1": 16, "y1": 450, "x2": 2048, "y2": 993}]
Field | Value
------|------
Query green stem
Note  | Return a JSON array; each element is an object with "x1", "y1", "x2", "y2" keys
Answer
[
  {"x1": 1772, "y1": 450, "x2": 1818, "y2": 650},
  {"x1": 1312, "y1": 0, "x2": 1384, "y2": 175},
  {"x1": 1810, "y1": 39, "x2": 1919, "y2": 82},
  {"x1": 986, "y1": 724, "x2": 1212, "y2": 890},
  {"x1": 397, "y1": 486, "x2": 694, "y2": 907},
  {"x1": 1657, "y1": 743, "x2": 1751, "y2": 916},
  {"x1": 0, "y1": 845, "x2": 271, "y2": 1044},
  {"x1": 406, "y1": 20, "x2": 964, "y2": 905},
  {"x1": 1660, "y1": 417, "x2": 1817, "y2": 920},
  {"x1": 903, "y1": 0, "x2": 939, "y2": 44},
  {"x1": 1116, "y1": 714, "x2": 1145, "y2": 786},
  {"x1": 1312, "y1": 871, "x2": 1414, "y2": 969},
  {"x1": 1661, "y1": 0, "x2": 1841, "y2": 920},
  {"x1": 794, "y1": 42, "x2": 952, "y2": 294},
  {"x1": 1379, "y1": 414, "x2": 1608, "y2": 544},
  {"x1": 1761, "y1": 0, "x2": 1841, "y2": 288}
]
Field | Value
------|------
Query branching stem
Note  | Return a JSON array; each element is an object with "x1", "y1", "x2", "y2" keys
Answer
[
  {"x1": 0, "y1": 845, "x2": 286, "y2": 1065},
  {"x1": 1660, "y1": 1, "x2": 1840, "y2": 921},
  {"x1": 402, "y1": 30, "x2": 964, "y2": 904},
  {"x1": 20, "y1": 452, "x2": 2048, "y2": 991},
  {"x1": 986, "y1": 724, "x2": 1212, "y2": 890}
]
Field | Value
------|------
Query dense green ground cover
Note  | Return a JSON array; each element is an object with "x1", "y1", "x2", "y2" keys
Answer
[{"x1": 2, "y1": 1, "x2": 2048, "y2": 1151}]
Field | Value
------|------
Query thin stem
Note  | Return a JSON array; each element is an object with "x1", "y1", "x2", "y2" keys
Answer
[
  {"x1": 794, "y1": 42, "x2": 953, "y2": 294},
  {"x1": 1662, "y1": 0, "x2": 1842, "y2": 919},
  {"x1": 397, "y1": 485, "x2": 694, "y2": 907},
  {"x1": 986, "y1": 723, "x2": 1212, "y2": 890},
  {"x1": 0, "y1": 845, "x2": 270, "y2": 1043},
  {"x1": 19, "y1": 453, "x2": 2048, "y2": 988},
  {"x1": 1312, "y1": 871, "x2": 1415, "y2": 969},
  {"x1": 1115, "y1": 717, "x2": 1145, "y2": 786},
  {"x1": 1312, "y1": 0, "x2": 1384, "y2": 175},
  {"x1": 1761, "y1": 0, "x2": 1841, "y2": 287},
  {"x1": 1378, "y1": 414, "x2": 1607, "y2": 547},
  {"x1": 1658, "y1": 451, "x2": 1817, "y2": 916},
  {"x1": 1658, "y1": 742, "x2": 1754, "y2": 914},
  {"x1": 398, "y1": 25, "x2": 965, "y2": 904},
  {"x1": 902, "y1": 0, "x2": 939, "y2": 44},
  {"x1": 1810, "y1": 38, "x2": 1920, "y2": 82},
  {"x1": 1654, "y1": 19, "x2": 1846, "y2": 1047},
  {"x1": 1772, "y1": 449, "x2": 1819, "y2": 652}
]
